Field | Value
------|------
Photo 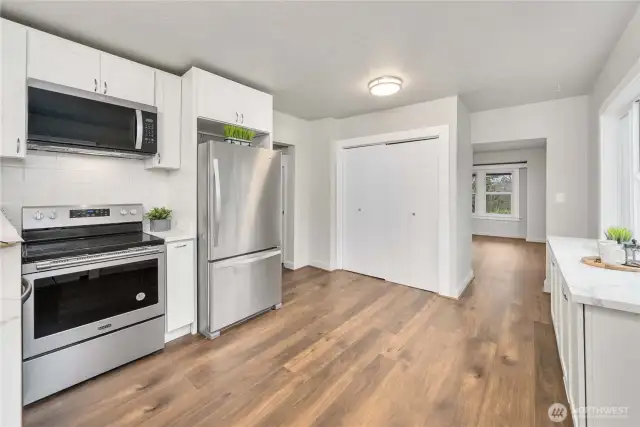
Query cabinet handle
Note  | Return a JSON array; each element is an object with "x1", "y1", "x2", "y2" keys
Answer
[
  {"x1": 235, "y1": 112, "x2": 239, "y2": 123},
  {"x1": 94, "y1": 78, "x2": 98, "y2": 92},
  {"x1": 241, "y1": 113, "x2": 244, "y2": 124},
  {"x1": 16, "y1": 137, "x2": 20, "y2": 154},
  {"x1": 157, "y1": 153, "x2": 161, "y2": 164},
  {"x1": 104, "y1": 81, "x2": 108, "y2": 94},
  {"x1": 562, "y1": 291, "x2": 568, "y2": 301},
  {"x1": 174, "y1": 243, "x2": 187, "y2": 248}
]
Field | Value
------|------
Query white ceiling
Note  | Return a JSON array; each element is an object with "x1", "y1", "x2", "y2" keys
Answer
[
  {"x1": 2, "y1": 1, "x2": 637, "y2": 120},
  {"x1": 473, "y1": 138, "x2": 547, "y2": 153}
]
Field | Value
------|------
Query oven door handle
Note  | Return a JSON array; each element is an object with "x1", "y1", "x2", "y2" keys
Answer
[
  {"x1": 33, "y1": 247, "x2": 162, "y2": 271},
  {"x1": 21, "y1": 278, "x2": 33, "y2": 304}
]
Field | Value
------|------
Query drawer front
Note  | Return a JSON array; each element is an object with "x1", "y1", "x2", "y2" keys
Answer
[{"x1": 210, "y1": 249, "x2": 282, "y2": 332}]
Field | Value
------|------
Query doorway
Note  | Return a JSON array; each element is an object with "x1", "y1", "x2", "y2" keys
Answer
[{"x1": 273, "y1": 143, "x2": 294, "y2": 268}]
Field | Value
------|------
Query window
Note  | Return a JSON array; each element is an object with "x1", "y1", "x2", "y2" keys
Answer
[
  {"x1": 471, "y1": 166, "x2": 521, "y2": 220},
  {"x1": 485, "y1": 172, "x2": 512, "y2": 214}
]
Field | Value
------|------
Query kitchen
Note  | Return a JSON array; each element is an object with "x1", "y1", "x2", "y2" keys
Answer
[
  {"x1": 1, "y1": 16, "x2": 281, "y2": 424},
  {"x1": 3, "y1": 2, "x2": 640, "y2": 426}
]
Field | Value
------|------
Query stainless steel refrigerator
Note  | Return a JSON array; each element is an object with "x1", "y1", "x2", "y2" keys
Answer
[{"x1": 197, "y1": 140, "x2": 282, "y2": 339}]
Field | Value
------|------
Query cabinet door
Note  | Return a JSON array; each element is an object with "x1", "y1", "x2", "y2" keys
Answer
[
  {"x1": 166, "y1": 240, "x2": 195, "y2": 332},
  {"x1": 146, "y1": 71, "x2": 181, "y2": 170},
  {"x1": 99, "y1": 53, "x2": 155, "y2": 105},
  {"x1": 196, "y1": 70, "x2": 239, "y2": 125},
  {"x1": 342, "y1": 144, "x2": 387, "y2": 279},
  {"x1": 1, "y1": 20, "x2": 27, "y2": 159},
  {"x1": 235, "y1": 84, "x2": 273, "y2": 133},
  {"x1": 27, "y1": 29, "x2": 100, "y2": 93}
]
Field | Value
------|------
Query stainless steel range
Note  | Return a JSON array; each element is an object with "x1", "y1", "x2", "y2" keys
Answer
[{"x1": 21, "y1": 204, "x2": 166, "y2": 405}]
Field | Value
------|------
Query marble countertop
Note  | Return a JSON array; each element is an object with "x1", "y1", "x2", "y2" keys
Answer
[
  {"x1": 145, "y1": 227, "x2": 195, "y2": 243},
  {"x1": 0, "y1": 211, "x2": 22, "y2": 247},
  {"x1": 548, "y1": 236, "x2": 640, "y2": 314}
]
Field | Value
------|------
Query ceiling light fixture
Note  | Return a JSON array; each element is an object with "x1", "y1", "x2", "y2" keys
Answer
[{"x1": 368, "y1": 76, "x2": 403, "y2": 96}]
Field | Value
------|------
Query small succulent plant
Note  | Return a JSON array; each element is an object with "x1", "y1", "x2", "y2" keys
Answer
[{"x1": 145, "y1": 207, "x2": 172, "y2": 220}]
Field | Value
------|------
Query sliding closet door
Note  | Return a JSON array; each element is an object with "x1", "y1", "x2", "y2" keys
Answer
[
  {"x1": 386, "y1": 140, "x2": 439, "y2": 292},
  {"x1": 342, "y1": 144, "x2": 387, "y2": 278}
]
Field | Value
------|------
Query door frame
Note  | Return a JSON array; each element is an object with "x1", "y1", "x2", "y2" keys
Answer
[{"x1": 331, "y1": 125, "x2": 451, "y2": 296}]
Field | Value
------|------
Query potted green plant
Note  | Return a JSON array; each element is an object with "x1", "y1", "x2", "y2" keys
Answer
[
  {"x1": 605, "y1": 226, "x2": 633, "y2": 244},
  {"x1": 145, "y1": 207, "x2": 172, "y2": 232}
]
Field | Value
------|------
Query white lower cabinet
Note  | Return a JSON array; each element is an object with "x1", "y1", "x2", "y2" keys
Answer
[
  {"x1": 165, "y1": 239, "x2": 195, "y2": 339},
  {"x1": 549, "y1": 244, "x2": 640, "y2": 427}
]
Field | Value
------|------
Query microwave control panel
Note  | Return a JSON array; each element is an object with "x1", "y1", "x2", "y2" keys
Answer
[{"x1": 141, "y1": 113, "x2": 157, "y2": 146}]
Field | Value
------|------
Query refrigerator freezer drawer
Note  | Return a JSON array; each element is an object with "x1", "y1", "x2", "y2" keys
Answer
[{"x1": 209, "y1": 248, "x2": 282, "y2": 332}]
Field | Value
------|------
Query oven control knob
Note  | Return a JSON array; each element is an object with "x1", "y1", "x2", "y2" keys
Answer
[
  {"x1": 120, "y1": 209, "x2": 128, "y2": 216},
  {"x1": 33, "y1": 211, "x2": 43, "y2": 220},
  {"x1": 129, "y1": 209, "x2": 138, "y2": 215},
  {"x1": 49, "y1": 211, "x2": 57, "y2": 220}
]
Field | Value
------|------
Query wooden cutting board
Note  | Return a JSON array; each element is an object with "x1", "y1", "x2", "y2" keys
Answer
[{"x1": 581, "y1": 256, "x2": 640, "y2": 272}]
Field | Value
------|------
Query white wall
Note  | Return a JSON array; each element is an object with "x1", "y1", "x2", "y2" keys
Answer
[
  {"x1": 590, "y1": 6, "x2": 640, "y2": 237},
  {"x1": 470, "y1": 96, "x2": 589, "y2": 239},
  {"x1": 455, "y1": 98, "x2": 473, "y2": 294},
  {"x1": 0, "y1": 152, "x2": 169, "y2": 229},
  {"x1": 473, "y1": 147, "x2": 546, "y2": 241},
  {"x1": 273, "y1": 111, "x2": 315, "y2": 269}
]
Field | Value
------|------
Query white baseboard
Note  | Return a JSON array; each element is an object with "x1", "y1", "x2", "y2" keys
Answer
[
  {"x1": 165, "y1": 324, "x2": 192, "y2": 343},
  {"x1": 444, "y1": 270, "x2": 475, "y2": 299},
  {"x1": 543, "y1": 278, "x2": 550, "y2": 293},
  {"x1": 526, "y1": 237, "x2": 547, "y2": 243},
  {"x1": 310, "y1": 260, "x2": 333, "y2": 271},
  {"x1": 283, "y1": 261, "x2": 295, "y2": 270}
]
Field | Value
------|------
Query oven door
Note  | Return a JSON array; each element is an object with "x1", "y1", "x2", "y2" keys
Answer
[{"x1": 22, "y1": 250, "x2": 165, "y2": 360}]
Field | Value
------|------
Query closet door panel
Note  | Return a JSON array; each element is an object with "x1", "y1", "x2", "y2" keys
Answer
[
  {"x1": 384, "y1": 143, "x2": 412, "y2": 286},
  {"x1": 407, "y1": 140, "x2": 439, "y2": 292},
  {"x1": 342, "y1": 145, "x2": 386, "y2": 278}
]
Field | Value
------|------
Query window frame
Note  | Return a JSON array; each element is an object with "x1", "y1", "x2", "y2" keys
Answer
[{"x1": 472, "y1": 165, "x2": 521, "y2": 221}]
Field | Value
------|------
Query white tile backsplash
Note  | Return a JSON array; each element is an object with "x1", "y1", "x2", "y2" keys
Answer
[{"x1": 0, "y1": 151, "x2": 169, "y2": 229}]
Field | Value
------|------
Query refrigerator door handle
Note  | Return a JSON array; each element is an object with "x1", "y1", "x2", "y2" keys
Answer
[
  {"x1": 213, "y1": 248, "x2": 281, "y2": 269},
  {"x1": 213, "y1": 158, "x2": 221, "y2": 247}
]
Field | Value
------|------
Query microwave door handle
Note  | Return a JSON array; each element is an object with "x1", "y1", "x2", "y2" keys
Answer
[{"x1": 135, "y1": 110, "x2": 143, "y2": 150}]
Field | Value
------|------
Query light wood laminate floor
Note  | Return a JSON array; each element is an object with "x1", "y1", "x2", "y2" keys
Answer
[{"x1": 24, "y1": 236, "x2": 571, "y2": 427}]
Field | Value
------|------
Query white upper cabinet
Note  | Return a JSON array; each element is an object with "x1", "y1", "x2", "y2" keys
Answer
[
  {"x1": 146, "y1": 71, "x2": 181, "y2": 170},
  {"x1": 1, "y1": 20, "x2": 27, "y2": 159},
  {"x1": 195, "y1": 68, "x2": 273, "y2": 134},
  {"x1": 27, "y1": 28, "x2": 155, "y2": 106},
  {"x1": 99, "y1": 53, "x2": 155, "y2": 106},
  {"x1": 27, "y1": 29, "x2": 101, "y2": 93}
]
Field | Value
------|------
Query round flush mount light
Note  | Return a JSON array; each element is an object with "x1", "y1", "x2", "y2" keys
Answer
[{"x1": 368, "y1": 76, "x2": 403, "y2": 96}]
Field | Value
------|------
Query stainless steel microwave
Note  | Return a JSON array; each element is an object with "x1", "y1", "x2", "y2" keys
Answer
[{"x1": 27, "y1": 80, "x2": 157, "y2": 159}]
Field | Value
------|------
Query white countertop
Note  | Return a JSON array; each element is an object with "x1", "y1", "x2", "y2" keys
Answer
[
  {"x1": 0, "y1": 211, "x2": 22, "y2": 247},
  {"x1": 548, "y1": 236, "x2": 640, "y2": 314},
  {"x1": 145, "y1": 227, "x2": 195, "y2": 243}
]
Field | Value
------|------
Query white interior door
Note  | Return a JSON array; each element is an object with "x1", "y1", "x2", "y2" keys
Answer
[
  {"x1": 405, "y1": 140, "x2": 439, "y2": 292},
  {"x1": 342, "y1": 144, "x2": 387, "y2": 278},
  {"x1": 385, "y1": 140, "x2": 440, "y2": 291}
]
